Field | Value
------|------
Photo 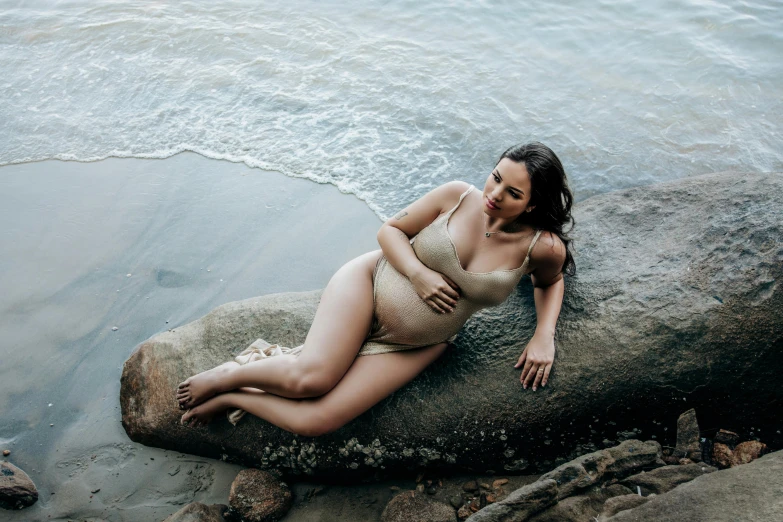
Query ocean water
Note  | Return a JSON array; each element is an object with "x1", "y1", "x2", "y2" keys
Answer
[{"x1": 1, "y1": 0, "x2": 781, "y2": 218}]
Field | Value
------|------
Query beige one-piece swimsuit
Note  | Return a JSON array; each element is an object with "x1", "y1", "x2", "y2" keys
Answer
[{"x1": 227, "y1": 184, "x2": 541, "y2": 423}]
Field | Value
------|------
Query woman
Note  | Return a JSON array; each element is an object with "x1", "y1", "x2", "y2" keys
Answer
[{"x1": 177, "y1": 142, "x2": 574, "y2": 435}]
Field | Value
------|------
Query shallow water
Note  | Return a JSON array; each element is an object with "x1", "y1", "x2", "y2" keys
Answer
[{"x1": 1, "y1": 0, "x2": 781, "y2": 217}]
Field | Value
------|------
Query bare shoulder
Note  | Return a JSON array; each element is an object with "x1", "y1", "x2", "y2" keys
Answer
[
  {"x1": 528, "y1": 231, "x2": 566, "y2": 282},
  {"x1": 382, "y1": 180, "x2": 473, "y2": 238},
  {"x1": 440, "y1": 180, "x2": 473, "y2": 201},
  {"x1": 427, "y1": 180, "x2": 473, "y2": 213}
]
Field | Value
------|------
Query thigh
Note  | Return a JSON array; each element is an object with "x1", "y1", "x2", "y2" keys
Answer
[
  {"x1": 306, "y1": 342, "x2": 449, "y2": 433},
  {"x1": 295, "y1": 250, "x2": 384, "y2": 385}
]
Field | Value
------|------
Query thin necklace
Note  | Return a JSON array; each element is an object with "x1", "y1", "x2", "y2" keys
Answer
[{"x1": 483, "y1": 213, "x2": 521, "y2": 237}]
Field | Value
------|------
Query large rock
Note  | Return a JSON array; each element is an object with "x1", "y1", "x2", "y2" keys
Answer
[
  {"x1": 605, "y1": 449, "x2": 783, "y2": 521},
  {"x1": 620, "y1": 462, "x2": 716, "y2": 495},
  {"x1": 121, "y1": 172, "x2": 783, "y2": 479},
  {"x1": 163, "y1": 502, "x2": 229, "y2": 522},
  {"x1": 0, "y1": 461, "x2": 38, "y2": 510},
  {"x1": 381, "y1": 490, "x2": 457, "y2": 522},
  {"x1": 672, "y1": 409, "x2": 701, "y2": 462},
  {"x1": 466, "y1": 440, "x2": 661, "y2": 522},
  {"x1": 228, "y1": 469, "x2": 292, "y2": 522},
  {"x1": 466, "y1": 479, "x2": 558, "y2": 522}
]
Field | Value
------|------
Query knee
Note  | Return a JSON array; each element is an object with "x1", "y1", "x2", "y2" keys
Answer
[{"x1": 288, "y1": 366, "x2": 337, "y2": 398}]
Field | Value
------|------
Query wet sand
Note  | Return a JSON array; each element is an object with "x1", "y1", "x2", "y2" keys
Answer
[{"x1": 0, "y1": 152, "x2": 388, "y2": 520}]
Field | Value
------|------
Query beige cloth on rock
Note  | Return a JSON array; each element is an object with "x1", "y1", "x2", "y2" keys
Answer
[{"x1": 226, "y1": 338, "x2": 303, "y2": 425}]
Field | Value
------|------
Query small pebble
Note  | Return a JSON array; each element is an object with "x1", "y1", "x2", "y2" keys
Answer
[
  {"x1": 111, "y1": 326, "x2": 118, "y2": 331},
  {"x1": 50, "y1": 423, "x2": 54, "y2": 427},
  {"x1": 91, "y1": 488, "x2": 101, "y2": 494},
  {"x1": 126, "y1": 273, "x2": 132, "y2": 277},
  {"x1": 2, "y1": 449, "x2": 10, "y2": 456}
]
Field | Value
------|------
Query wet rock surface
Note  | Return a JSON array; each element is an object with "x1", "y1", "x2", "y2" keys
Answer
[
  {"x1": 121, "y1": 172, "x2": 783, "y2": 478},
  {"x1": 466, "y1": 440, "x2": 661, "y2": 521},
  {"x1": 605, "y1": 449, "x2": 783, "y2": 521},
  {"x1": 163, "y1": 502, "x2": 229, "y2": 522},
  {"x1": 599, "y1": 494, "x2": 649, "y2": 519},
  {"x1": 672, "y1": 409, "x2": 701, "y2": 462},
  {"x1": 620, "y1": 462, "x2": 716, "y2": 495},
  {"x1": 0, "y1": 461, "x2": 38, "y2": 510},
  {"x1": 228, "y1": 469, "x2": 292, "y2": 522},
  {"x1": 380, "y1": 490, "x2": 457, "y2": 522}
]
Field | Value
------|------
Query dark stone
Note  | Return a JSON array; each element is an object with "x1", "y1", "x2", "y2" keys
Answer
[
  {"x1": 463, "y1": 480, "x2": 480, "y2": 493},
  {"x1": 121, "y1": 172, "x2": 783, "y2": 478},
  {"x1": 713, "y1": 429, "x2": 739, "y2": 447},
  {"x1": 465, "y1": 479, "x2": 558, "y2": 521},
  {"x1": 620, "y1": 462, "x2": 716, "y2": 495},
  {"x1": 540, "y1": 440, "x2": 661, "y2": 500},
  {"x1": 600, "y1": 494, "x2": 649, "y2": 519},
  {"x1": 163, "y1": 502, "x2": 229, "y2": 522},
  {"x1": 672, "y1": 409, "x2": 701, "y2": 462},
  {"x1": 380, "y1": 491, "x2": 457, "y2": 522},
  {"x1": 733, "y1": 440, "x2": 768, "y2": 465},
  {"x1": 712, "y1": 443, "x2": 735, "y2": 469},
  {"x1": 0, "y1": 462, "x2": 38, "y2": 510},
  {"x1": 599, "y1": 484, "x2": 635, "y2": 499},
  {"x1": 527, "y1": 495, "x2": 599, "y2": 522},
  {"x1": 605, "y1": 449, "x2": 783, "y2": 521},
  {"x1": 228, "y1": 469, "x2": 292, "y2": 522}
]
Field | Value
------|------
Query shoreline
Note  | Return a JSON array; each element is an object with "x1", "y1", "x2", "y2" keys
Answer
[{"x1": 0, "y1": 152, "x2": 387, "y2": 520}]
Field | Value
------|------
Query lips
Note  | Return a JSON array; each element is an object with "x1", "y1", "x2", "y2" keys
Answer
[{"x1": 486, "y1": 197, "x2": 500, "y2": 210}]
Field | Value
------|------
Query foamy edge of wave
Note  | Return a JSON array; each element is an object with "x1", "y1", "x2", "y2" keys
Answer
[{"x1": 1, "y1": 147, "x2": 389, "y2": 220}]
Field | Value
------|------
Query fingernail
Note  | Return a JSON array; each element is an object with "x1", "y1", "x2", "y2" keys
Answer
[{"x1": 533, "y1": 387, "x2": 537, "y2": 391}]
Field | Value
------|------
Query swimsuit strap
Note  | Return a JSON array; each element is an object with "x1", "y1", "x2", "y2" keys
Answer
[
  {"x1": 446, "y1": 184, "x2": 475, "y2": 215},
  {"x1": 522, "y1": 230, "x2": 543, "y2": 269}
]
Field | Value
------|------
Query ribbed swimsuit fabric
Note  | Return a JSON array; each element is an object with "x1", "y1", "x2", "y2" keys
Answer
[{"x1": 358, "y1": 184, "x2": 542, "y2": 355}]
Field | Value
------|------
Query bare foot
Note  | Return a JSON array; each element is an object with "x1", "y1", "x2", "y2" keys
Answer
[
  {"x1": 180, "y1": 394, "x2": 231, "y2": 427},
  {"x1": 177, "y1": 361, "x2": 240, "y2": 410}
]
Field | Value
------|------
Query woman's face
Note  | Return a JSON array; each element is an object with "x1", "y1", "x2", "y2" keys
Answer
[{"x1": 482, "y1": 158, "x2": 534, "y2": 220}]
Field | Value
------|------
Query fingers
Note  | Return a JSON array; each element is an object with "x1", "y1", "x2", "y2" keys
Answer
[
  {"x1": 520, "y1": 363, "x2": 551, "y2": 391},
  {"x1": 441, "y1": 286, "x2": 460, "y2": 302},
  {"x1": 432, "y1": 296, "x2": 455, "y2": 313},
  {"x1": 442, "y1": 275, "x2": 461, "y2": 295},
  {"x1": 520, "y1": 360, "x2": 534, "y2": 387},
  {"x1": 514, "y1": 347, "x2": 528, "y2": 369},
  {"x1": 542, "y1": 364, "x2": 552, "y2": 387},
  {"x1": 426, "y1": 297, "x2": 450, "y2": 314},
  {"x1": 532, "y1": 366, "x2": 545, "y2": 390}
]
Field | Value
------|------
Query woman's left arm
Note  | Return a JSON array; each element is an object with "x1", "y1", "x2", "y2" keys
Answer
[{"x1": 514, "y1": 233, "x2": 567, "y2": 390}]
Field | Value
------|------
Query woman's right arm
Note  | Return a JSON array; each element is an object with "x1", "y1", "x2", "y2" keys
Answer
[{"x1": 376, "y1": 181, "x2": 469, "y2": 313}]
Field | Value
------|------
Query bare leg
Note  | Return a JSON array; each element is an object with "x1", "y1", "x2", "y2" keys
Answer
[
  {"x1": 181, "y1": 342, "x2": 450, "y2": 433},
  {"x1": 177, "y1": 250, "x2": 382, "y2": 409}
]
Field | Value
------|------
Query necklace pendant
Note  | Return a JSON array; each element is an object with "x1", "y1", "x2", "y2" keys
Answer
[{"x1": 485, "y1": 232, "x2": 491, "y2": 237}]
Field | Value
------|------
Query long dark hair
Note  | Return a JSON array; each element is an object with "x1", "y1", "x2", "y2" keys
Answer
[{"x1": 498, "y1": 142, "x2": 575, "y2": 275}]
